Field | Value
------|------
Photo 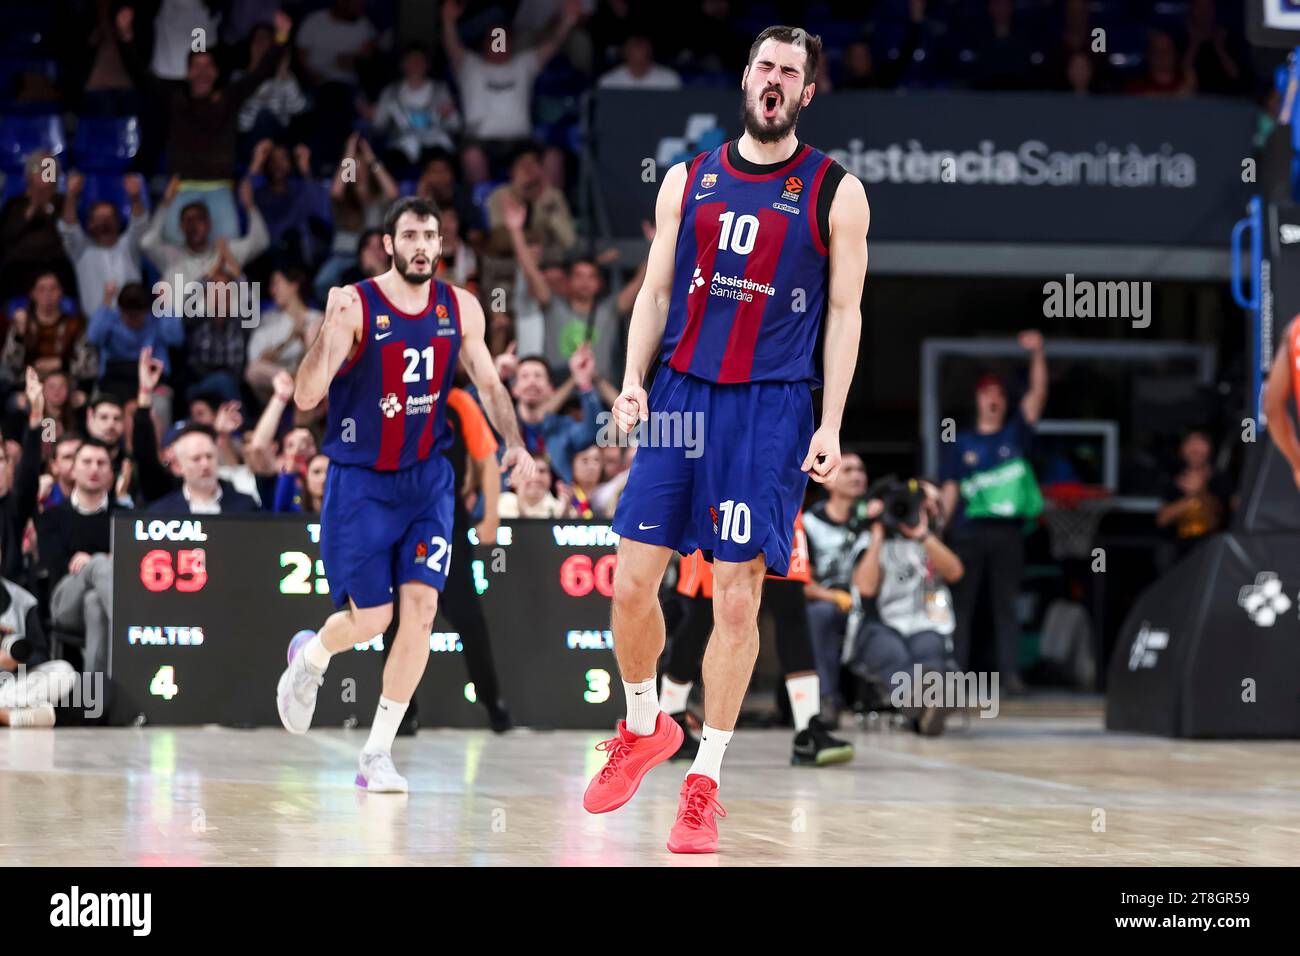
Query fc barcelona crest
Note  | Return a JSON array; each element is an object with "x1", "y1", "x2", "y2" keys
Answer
[
  {"x1": 376, "y1": 314, "x2": 391, "y2": 331},
  {"x1": 700, "y1": 173, "x2": 718, "y2": 189}
]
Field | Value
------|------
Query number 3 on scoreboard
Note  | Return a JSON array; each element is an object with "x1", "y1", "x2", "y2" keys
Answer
[{"x1": 584, "y1": 668, "x2": 610, "y2": 704}]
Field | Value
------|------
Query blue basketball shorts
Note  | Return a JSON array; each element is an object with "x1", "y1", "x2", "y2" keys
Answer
[
  {"x1": 319, "y1": 453, "x2": 456, "y2": 609},
  {"x1": 611, "y1": 365, "x2": 814, "y2": 575}
]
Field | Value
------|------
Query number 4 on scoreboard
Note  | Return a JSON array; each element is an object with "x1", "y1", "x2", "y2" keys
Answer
[{"x1": 150, "y1": 665, "x2": 179, "y2": 701}]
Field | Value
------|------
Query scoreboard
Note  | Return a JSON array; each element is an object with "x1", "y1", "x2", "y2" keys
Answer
[{"x1": 108, "y1": 516, "x2": 623, "y2": 729}]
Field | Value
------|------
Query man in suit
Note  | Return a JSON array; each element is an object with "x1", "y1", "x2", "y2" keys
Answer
[{"x1": 148, "y1": 425, "x2": 260, "y2": 514}]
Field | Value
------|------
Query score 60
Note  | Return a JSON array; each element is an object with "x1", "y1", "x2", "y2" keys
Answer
[{"x1": 559, "y1": 554, "x2": 617, "y2": 598}]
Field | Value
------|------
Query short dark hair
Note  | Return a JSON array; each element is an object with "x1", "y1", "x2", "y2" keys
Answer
[
  {"x1": 56, "y1": 432, "x2": 84, "y2": 449},
  {"x1": 356, "y1": 227, "x2": 384, "y2": 254},
  {"x1": 179, "y1": 201, "x2": 209, "y2": 221},
  {"x1": 189, "y1": 394, "x2": 220, "y2": 416},
  {"x1": 88, "y1": 199, "x2": 118, "y2": 220},
  {"x1": 401, "y1": 42, "x2": 430, "y2": 63},
  {"x1": 516, "y1": 354, "x2": 555, "y2": 384},
  {"x1": 510, "y1": 141, "x2": 542, "y2": 167},
  {"x1": 382, "y1": 196, "x2": 441, "y2": 237},
  {"x1": 747, "y1": 25, "x2": 823, "y2": 84},
  {"x1": 423, "y1": 149, "x2": 457, "y2": 176},
  {"x1": 75, "y1": 437, "x2": 114, "y2": 459},
  {"x1": 88, "y1": 394, "x2": 124, "y2": 414},
  {"x1": 29, "y1": 270, "x2": 61, "y2": 292},
  {"x1": 276, "y1": 265, "x2": 308, "y2": 294},
  {"x1": 117, "y1": 282, "x2": 149, "y2": 312}
]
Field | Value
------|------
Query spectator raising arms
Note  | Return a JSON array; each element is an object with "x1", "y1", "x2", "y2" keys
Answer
[
  {"x1": 249, "y1": 141, "x2": 330, "y2": 268},
  {"x1": 940, "y1": 330, "x2": 1047, "y2": 692},
  {"x1": 115, "y1": 5, "x2": 293, "y2": 241},
  {"x1": 57, "y1": 172, "x2": 148, "y2": 317},
  {"x1": 367, "y1": 44, "x2": 462, "y2": 173},
  {"x1": 441, "y1": 0, "x2": 581, "y2": 160},
  {"x1": 141, "y1": 174, "x2": 269, "y2": 297},
  {"x1": 509, "y1": 351, "x2": 605, "y2": 485},
  {"x1": 314, "y1": 135, "x2": 399, "y2": 302}
]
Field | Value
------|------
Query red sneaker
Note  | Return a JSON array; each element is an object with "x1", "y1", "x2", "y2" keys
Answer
[
  {"x1": 666, "y1": 773, "x2": 727, "y2": 854},
  {"x1": 583, "y1": 712, "x2": 684, "y2": 814}
]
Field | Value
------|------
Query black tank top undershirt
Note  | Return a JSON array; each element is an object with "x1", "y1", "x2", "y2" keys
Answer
[{"x1": 724, "y1": 139, "x2": 847, "y2": 252}]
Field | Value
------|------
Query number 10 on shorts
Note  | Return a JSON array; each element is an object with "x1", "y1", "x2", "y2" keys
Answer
[{"x1": 718, "y1": 499, "x2": 751, "y2": 543}]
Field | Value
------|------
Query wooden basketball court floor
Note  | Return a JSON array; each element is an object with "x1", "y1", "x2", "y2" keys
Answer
[{"x1": 2, "y1": 699, "x2": 1297, "y2": 866}]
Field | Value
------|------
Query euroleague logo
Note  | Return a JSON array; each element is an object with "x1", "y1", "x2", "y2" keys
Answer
[{"x1": 782, "y1": 176, "x2": 804, "y2": 203}]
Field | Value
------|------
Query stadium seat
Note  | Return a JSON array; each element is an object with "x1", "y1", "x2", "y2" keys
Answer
[
  {"x1": 73, "y1": 116, "x2": 141, "y2": 172},
  {"x1": 5, "y1": 294, "x2": 80, "y2": 318},
  {"x1": 0, "y1": 113, "x2": 65, "y2": 174}
]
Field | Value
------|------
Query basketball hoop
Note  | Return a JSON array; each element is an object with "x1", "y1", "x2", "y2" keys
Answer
[{"x1": 1040, "y1": 482, "x2": 1111, "y2": 561}]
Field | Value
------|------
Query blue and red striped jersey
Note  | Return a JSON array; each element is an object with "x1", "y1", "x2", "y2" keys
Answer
[
  {"x1": 662, "y1": 140, "x2": 835, "y2": 385},
  {"x1": 322, "y1": 277, "x2": 463, "y2": 471}
]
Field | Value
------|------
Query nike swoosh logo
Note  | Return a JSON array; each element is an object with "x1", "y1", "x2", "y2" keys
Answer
[
  {"x1": 638, "y1": 522, "x2": 661, "y2": 530},
  {"x1": 634, "y1": 689, "x2": 650, "y2": 695},
  {"x1": 694, "y1": 191, "x2": 716, "y2": 200},
  {"x1": 375, "y1": 332, "x2": 392, "y2": 340}
]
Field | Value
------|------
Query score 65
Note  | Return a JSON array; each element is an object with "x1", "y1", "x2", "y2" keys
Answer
[{"x1": 140, "y1": 549, "x2": 207, "y2": 593}]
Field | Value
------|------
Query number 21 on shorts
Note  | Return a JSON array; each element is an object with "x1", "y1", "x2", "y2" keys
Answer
[{"x1": 718, "y1": 499, "x2": 751, "y2": 543}]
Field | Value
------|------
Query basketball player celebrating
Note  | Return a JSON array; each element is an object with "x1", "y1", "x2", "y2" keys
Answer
[
  {"x1": 1264, "y1": 314, "x2": 1300, "y2": 492},
  {"x1": 584, "y1": 26, "x2": 869, "y2": 852},
  {"x1": 276, "y1": 196, "x2": 533, "y2": 791}
]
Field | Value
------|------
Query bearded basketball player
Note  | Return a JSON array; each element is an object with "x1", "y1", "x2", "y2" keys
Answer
[
  {"x1": 583, "y1": 25, "x2": 870, "y2": 853},
  {"x1": 276, "y1": 196, "x2": 534, "y2": 791}
]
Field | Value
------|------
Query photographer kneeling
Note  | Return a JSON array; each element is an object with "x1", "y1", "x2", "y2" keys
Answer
[{"x1": 845, "y1": 479, "x2": 964, "y2": 736}]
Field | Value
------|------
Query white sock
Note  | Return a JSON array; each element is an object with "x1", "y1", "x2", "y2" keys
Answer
[
  {"x1": 688, "y1": 724, "x2": 733, "y2": 785},
  {"x1": 660, "y1": 676, "x2": 693, "y2": 715},
  {"x1": 364, "y1": 696, "x2": 407, "y2": 754},
  {"x1": 304, "y1": 634, "x2": 333, "y2": 673},
  {"x1": 786, "y1": 674, "x2": 821, "y2": 733},
  {"x1": 623, "y1": 678, "x2": 659, "y2": 735}
]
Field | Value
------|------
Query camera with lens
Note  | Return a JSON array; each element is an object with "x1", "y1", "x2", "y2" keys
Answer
[
  {"x1": 1, "y1": 632, "x2": 31, "y2": 664},
  {"x1": 867, "y1": 476, "x2": 927, "y2": 536}
]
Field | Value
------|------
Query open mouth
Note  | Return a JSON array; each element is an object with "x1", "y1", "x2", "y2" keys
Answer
[
  {"x1": 410, "y1": 256, "x2": 431, "y2": 269},
  {"x1": 762, "y1": 89, "x2": 782, "y2": 119}
]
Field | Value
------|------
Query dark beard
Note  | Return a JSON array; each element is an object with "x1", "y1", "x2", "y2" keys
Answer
[
  {"x1": 740, "y1": 91, "x2": 801, "y2": 144},
  {"x1": 393, "y1": 251, "x2": 433, "y2": 285}
]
